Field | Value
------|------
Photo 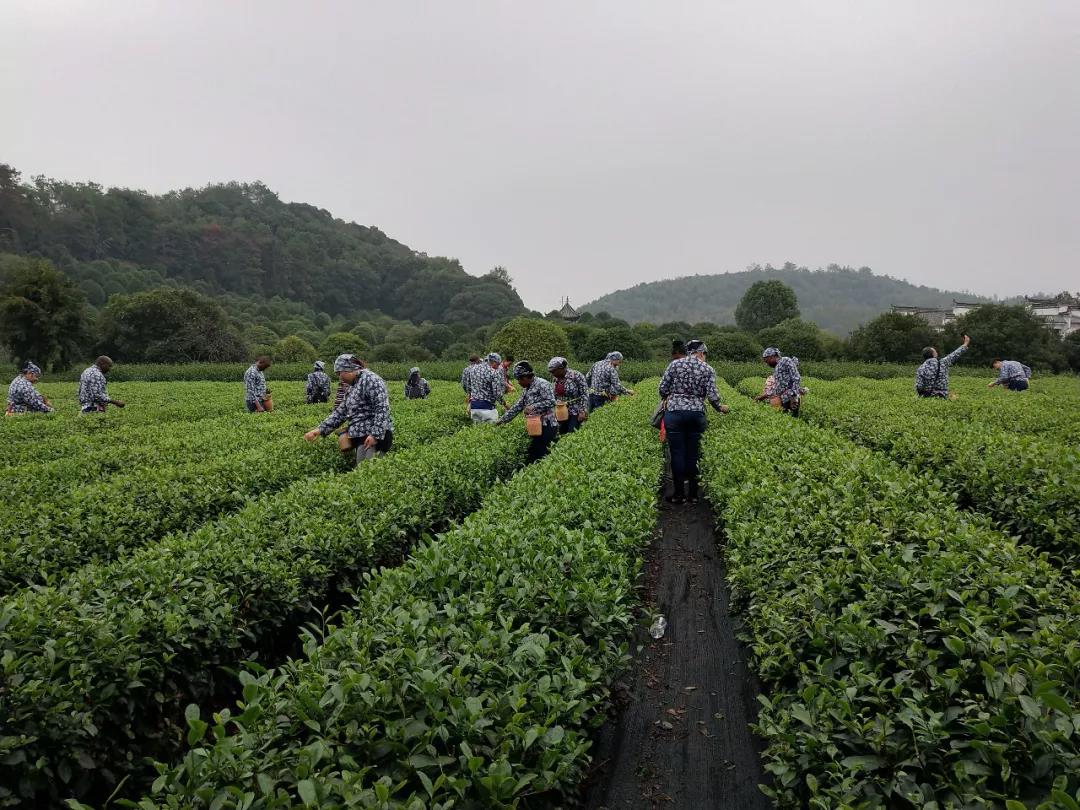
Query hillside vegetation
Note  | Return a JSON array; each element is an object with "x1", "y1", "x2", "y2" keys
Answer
[
  {"x1": 584, "y1": 263, "x2": 997, "y2": 335},
  {"x1": 0, "y1": 164, "x2": 523, "y2": 326}
]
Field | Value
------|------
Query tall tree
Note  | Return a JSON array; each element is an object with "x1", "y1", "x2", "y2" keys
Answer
[
  {"x1": 580, "y1": 325, "x2": 650, "y2": 361},
  {"x1": 735, "y1": 280, "x2": 800, "y2": 333},
  {"x1": 98, "y1": 288, "x2": 247, "y2": 362},
  {"x1": 0, "y1": 255, "x2": 91, "y2": 370},
  {"x1": 491, "y1": 317, "x2": 571, "y2": 365},
  {"x1": 847, "y1": 312, "x2": 937, "y2": 363},
  {"x1": 943, "y1": 304, "x2": 1067, "y2": 371},
  {"x1": 756, "y1": 317, "x2": 828, "y2": 360},
  {"x1": 1063, "y1": 330, "x2": 1080, "y2": 372}
]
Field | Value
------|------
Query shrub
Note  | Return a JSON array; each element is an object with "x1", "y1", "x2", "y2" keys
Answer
[
  {"x1": 756, "y1": 317, "x2": 827, "y2": 360},
  {"x1": 317, "y1": 332, "x2": 368, "y2": 360},
  {"x1": 491, "y1": 317, "x2": 570, "y2": 366},
  {"x1": 271, "y1": 335, "x2": 317, "y2": 363}
]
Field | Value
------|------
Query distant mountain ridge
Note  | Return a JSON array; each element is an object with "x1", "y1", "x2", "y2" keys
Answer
[{"x1": 583, "y1": 264, "x2": 1003, "y2": 335}]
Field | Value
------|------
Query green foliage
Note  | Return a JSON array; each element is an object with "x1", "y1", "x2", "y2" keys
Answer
[
  {"x1": 796, "y1": 377, "x2": 1080, "y2": 563},
  {"x1": 756, "y1": 317, "x2": 828, "y2": 360},
  {"x1": 134, "y1": 393, "x2": 661, "y2": 808},
  {"x1": 943, "y1": 303, "x2": 1068, "y2": 371},
  {"x1": 587, "y1": 263, "x2": 1002, "y2": 336},
  {"x1": 704, "y1": 330, "x2": 762, "y2": 361},
  {"x1": 735, "y1": 279, "x2": 801, "y2": 333},
  {"x1": 349, "y1": 321, "x2": 380, "y2": 345},
  {"x1": 437, "y1": 340, "x2": 474, "y2": 361},
  {"x1": 1065, "y1": 330, "x2": 1080, "y2": 372},
  {"x1": 0, "y1": 255, "x2": 91, "y2": 370},
  {"x1": 384, "y1": 322, "x2": 421, "y2": 345},
  {"x1": 0, "y1": 389, "x2": 510, "y2": 805},
  {"x1": 317, "y1": 332, "x2": 367, "y2": 360},
  {"x1": 564, "y1": 324, "x2": 595, "y2": 359},
  {"x1": 417, "y1": 323, "x2": 456, "y2": 356},
  {"x1": 579, "y1": 325, "x2": 651, "y2": 360},
  {"x1": 98, "y1": 287, "x2": 247, "y2": 362},
  {"x1": 0, "y1": 163, "x2": 527, "y2": 324},
  {"x1": 272, "y1": 335, "x2": 317, "y2": 363},
  {"x1": 491, "y1": 316, "x2": 571, "y2": 365},
  {"x1": 847, "y1": 312, "x2": 939, "y2": 363},
  {"x1": 370, "y1": 342, "x2": 406, "y2": 362},
  {"x1": 32, "y1": 358, "x2": 1012, "y2": 387},
  {"x1": 245, "y1": 324, "x2": 280, "y2": 348},
  {"x1": 704, "y1": 388, "x2": 1080, "y2": 807},
  {"x1": 657, "y1": 320, "x2": 692, "y2": 334}
]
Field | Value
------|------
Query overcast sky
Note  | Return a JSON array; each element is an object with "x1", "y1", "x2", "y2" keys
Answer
[{"x1": 2, "y1": 1, "x2": 1077, "y2": 311}]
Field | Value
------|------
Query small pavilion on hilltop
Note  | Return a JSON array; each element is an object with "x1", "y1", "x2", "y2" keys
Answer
[{"x1": 557, "y1": 297, "x2": 581, "y2": 322}]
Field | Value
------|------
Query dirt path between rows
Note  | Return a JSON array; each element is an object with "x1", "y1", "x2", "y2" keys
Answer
[{"x1": 580, "y1": 497, "x2": 771, "y2": 809}]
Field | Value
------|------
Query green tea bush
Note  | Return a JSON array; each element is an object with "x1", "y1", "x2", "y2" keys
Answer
[
  {"x1": 790, "y1": 378, "x2": 1080, "y2": 565},
  {"x1": 0, "y1": 386, "x2": 470, "y2": 592},
  {"x1": 0, "y1": 424, "x2": 528, "y2": 806},
  {"x1": 703, "y1": 389, "x2": 1080, "y2": 807},
  {"x1": 132, "y1": 391, "x2": 662, "y2": 808}
]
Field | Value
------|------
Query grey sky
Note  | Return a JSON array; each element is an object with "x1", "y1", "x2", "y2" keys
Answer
[{"x1": 2, "y1": 1, "x2": 1077, "y2": 312}]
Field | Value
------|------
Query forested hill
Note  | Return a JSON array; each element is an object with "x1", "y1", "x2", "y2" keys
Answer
[
  {"x1": 0, "y1": 164, "x2": 524, "y2": 324},
  {"x1": 584, "y1": 264, "x2": 997, "y2": 335}
]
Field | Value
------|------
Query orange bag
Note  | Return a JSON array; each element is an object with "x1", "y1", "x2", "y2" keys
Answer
[
  {"x1": 525, "y1": 414, "x2": 543, "y2": 436},
  {"x1": 338, "y1": 433, "x2": 354, "y2": 453},
  {"x1": 262, "y1": 394, "x2": 274, "y2": 412},
  {"x1": 555, "y1": 401, "x2": 569, "y2": 422}
]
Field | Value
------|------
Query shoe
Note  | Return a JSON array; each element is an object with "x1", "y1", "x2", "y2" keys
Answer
[
  {"x1": 687, "y1": 496, "x2": 700, "y2": 505},
  {"x1": 665, "y1": 495, "x2": 686, "y2": 505}
]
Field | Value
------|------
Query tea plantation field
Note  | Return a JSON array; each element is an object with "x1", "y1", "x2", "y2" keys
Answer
[{"x1": 1, "y1": 374, "x2": 1078, "y2": 808}]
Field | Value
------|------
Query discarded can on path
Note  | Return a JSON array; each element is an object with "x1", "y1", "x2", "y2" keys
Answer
[{"x1": 649, "y1": 615, "x2": 668, "y2": 639}]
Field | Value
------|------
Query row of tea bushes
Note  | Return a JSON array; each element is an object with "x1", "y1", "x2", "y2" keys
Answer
[
  {"x1": 785, "y1": 378, "x2": 1080, "y2": 566},
  {"x1": 0, "y1": 388, "x2": 472, "y2": 593},
  {"x1": 0, "y1": 424, "x2": 529, "y2": 806},
  {"x1": 704, "y1": 387, "x2": 1080, "y2": 808},
  {"x1": 130, "y1": 392, "x2": 662, "y2": 808}
]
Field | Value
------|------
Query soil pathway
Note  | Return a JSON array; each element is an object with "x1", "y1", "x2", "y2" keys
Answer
[{"x1": 581, "y1": 497, "x2": 770, "y2": 809}]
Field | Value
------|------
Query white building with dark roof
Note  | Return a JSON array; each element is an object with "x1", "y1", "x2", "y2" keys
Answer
[
  {"x1": 1025, "y1": 295, "x2": 1080, "y2": 336},
  {"x1": 892, "y1": 295, "x2": 1079, "y2": 337}
]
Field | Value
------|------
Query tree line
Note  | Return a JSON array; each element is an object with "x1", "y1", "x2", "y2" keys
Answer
[
  {"x1": 4, "y1": 258, "x2": 1075, "y2": 374},
  {"x1": 0, "y1": 163, "x2": 524, "y2": 327}
]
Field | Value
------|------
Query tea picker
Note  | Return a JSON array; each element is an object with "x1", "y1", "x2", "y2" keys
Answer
[
  {"x1": 756, "y1": 347, "x2": 801, "y2": 416},
  {"x1": 78, "y1": 356, "x2": 125, "y2": 414},
  {"x1": 988, "y1": 358, "x2": 1032, "y2": 391},
  {"x1": 587, "y1": 351, "x2": 633, "y2": 411},
  {"x1": 547, "y1": 356, "x2": 589, "y2": 434},
  {"x1": 496, "y1": 361, "x2": 559, "y2": 463},
  {"x1": 304, "y1": 354, "x2": 393, "y2": 465},
  {"x1": 460, "y1": 353, "x2": 505, "y2": 423},
  {"x1": 6, "y1": 361, "x2": 53, "y2": 414},
  {"x1": 915, "y1": 334, "x2": 970, "y2": 399},
  {"x1": 404, "y1": 366, "x2": 431, "y2": 400},
  {"x1": 243, "y1": 356, "x2": 273, "y2": 412},
  {"x1": 305, "y1": 360, "x2": 331, "y2": 404}
]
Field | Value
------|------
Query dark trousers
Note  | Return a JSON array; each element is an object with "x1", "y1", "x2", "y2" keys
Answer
[
  {"x1": 559, "y1": 414, "x2": 581, "y2": 435},
  {"x1": 1007, "y1": 379, "x2": 1029, "y2": 392},
  {"x1": 917, "y1": 391, "x2": 947, "y2": 399},
  {"x1": 307, "y1": 394, "x2": 328, "y2": 404},
  {"x1": 527, "y1": 424, "x2": 559, "y2": 464},
  {"x1": 665, "y1": 410, "x2": 707, "y2": 498},
  {"x1": 589, "y1": 394, "x2": 610, "y2": 411},
  {"x1": 351, "y1": 431, "x2": 393, "y2": 463}
]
